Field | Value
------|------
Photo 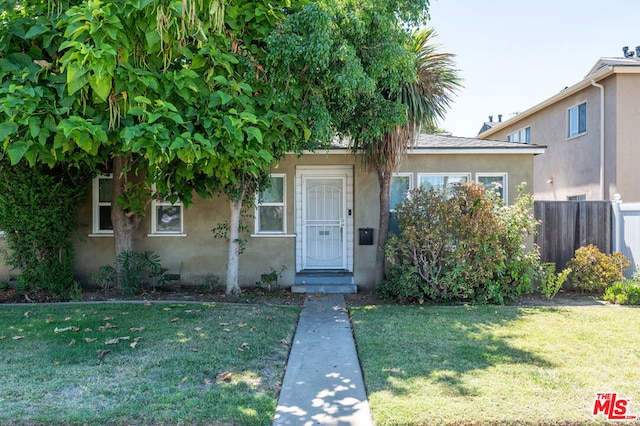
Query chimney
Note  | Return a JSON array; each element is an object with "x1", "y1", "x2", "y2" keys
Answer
[
  {"x1": 498, "y1": 114, "x2": 502, "y2": 122},
  {"x1": 488, "y1": 115, "x2": 493, "y2": 123}
]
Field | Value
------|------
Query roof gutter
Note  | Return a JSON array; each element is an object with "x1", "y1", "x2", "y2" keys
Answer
[{"x1": 591, "y1": 79, "x2": 605, "y2": 200}]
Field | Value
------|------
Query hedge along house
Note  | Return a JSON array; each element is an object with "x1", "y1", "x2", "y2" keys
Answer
[{"x1": 0, "y1": 134, "x2": 544, "y2": 292}]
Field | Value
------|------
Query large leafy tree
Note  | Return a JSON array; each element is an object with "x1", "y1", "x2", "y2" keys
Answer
[
  {"x1": 364, "y1": 28, "x2": 461, "y2": 285},
  {"x1": 0, "y1": 0, "x2": 311, "y2": 294},
  {"x1": 267, "y1": 1, "x2": 458, "y2": 285}
]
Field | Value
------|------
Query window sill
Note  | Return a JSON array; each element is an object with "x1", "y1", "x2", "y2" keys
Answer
[
  {"x1": 566, "y1": 132, "x2": 587, "y2": 141},
  {"x1": 251, "y1": 233, "x2": 296, "y2": 238},
  {"x1": 88, "y1": 233, "x2": 114, "y2": 237},
  {"x1": 147, "y1": 233, "x2": 187, "y2": 237}
]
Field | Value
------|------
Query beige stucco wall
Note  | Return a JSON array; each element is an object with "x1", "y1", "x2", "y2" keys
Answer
[
  {"x1": 0, "y1": 149, "x2": 535, "y2": 291},
  {"x1": 612, "y1": 73, "x2": 640, "y2": 201},
  {"x1": 0, "y1": 238, "x2": 11, "y2": 281}
]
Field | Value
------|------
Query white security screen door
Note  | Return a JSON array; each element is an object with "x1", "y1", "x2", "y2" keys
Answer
[{"x1": 303, "y1": 176, "x2": 347, "y2": 269}]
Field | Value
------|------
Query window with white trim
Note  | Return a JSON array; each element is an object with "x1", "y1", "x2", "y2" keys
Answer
[
  {"x1": 507, "y1": 126, "x2": 530, "y2": 143},
  {"x1": 255, "y1": 174, "x2": 285, "y2": 234},
  {"x1": 418, "y1": 173, "x2": 470, "y2": 196},
  {"x1": 476, "y1": 173, "x2": 508, "y2": 203},
  {"x1": 151, "y1": 189, "x2": 184, "y2": 235},
  {"x1": 567, "y1": 194, "x2": 586, "y2": 201},
  {"x1": 568, "y1": 102, "x2": 587, "y2": 138},
  {"x1": 390, "y1": 173, "x2": 413, "y2": 211},
  {"x1": 92, "y1": 174, "x2": 113, "y2": 234}
]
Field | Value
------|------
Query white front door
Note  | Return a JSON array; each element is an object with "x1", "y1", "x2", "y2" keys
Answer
[{"x1": 302, "y1": 176, "x2": 347, "y2": 269}]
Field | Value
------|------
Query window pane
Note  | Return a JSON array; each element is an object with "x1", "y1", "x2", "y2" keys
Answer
[
  {"x1": 261, "y1": 176, "x2": 284, "y2": 203},
  {"x1": 578, "y1": 103, "x2": 587, "y2": 134},
  {"x1": 478, "y1": 176, "x2": 504, "y2": 200},
  {"x1": 390, "y1": 176, "x2": 410, "y2": 211},
  {"x1": 259, "y1": 206, "x2": 284, "y2": 232},
  {"x1": 156, "y1": 205, "x2": 181, "y2": 232},
  {"x1": 99, "y1": 206, "x2": 113, "y2": 230},
  {"x1": 99, "y1": 178, "x2": 112, "y2": 203},
  {"x1": 420, "y1": 175, "x2": 467, "y2": 193}
]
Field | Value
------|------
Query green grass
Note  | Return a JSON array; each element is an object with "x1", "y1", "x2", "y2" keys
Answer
[
  {"x1": 0, "y1": 302, "x2": 300, "y2": 425},
  {"x1": 350, "y1": 305, "x2": 640, "y2": 425}
]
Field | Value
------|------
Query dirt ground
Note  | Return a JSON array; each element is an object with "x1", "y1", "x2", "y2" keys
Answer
[{"x1": 1, "y1": 284, "x2": 610, "y2": 307}]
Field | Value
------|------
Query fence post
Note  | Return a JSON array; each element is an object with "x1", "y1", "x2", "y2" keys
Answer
[{"x1": 612, "y1": 194, "x2": 623, "y2": 253}]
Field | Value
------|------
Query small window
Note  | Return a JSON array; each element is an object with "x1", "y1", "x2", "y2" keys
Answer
[
  {"x1": 568, "y1": 102, "x2": 587, "y2": 138},
  {"x1": 508, "y1": 127, "x2": 531, "y2": 144},
  {"x1": 255, "y1": 174, "x2": 286, "y2": 234},
  {"x1": 567, "y1": 194, "x2": 586, "y2": 201},
  {"x1": 390, "y1": 173, "x2": 413, "y2": 211},
  {"x1": 477, "y1": 173, "x2": 508, "y2": 203},
  {"x1": 418, "y1": 173, "x2": 470, "y2": 196},
  {"x1": 92, "y1": 174, "x2": 113, "y2": 234},
  {"x1": 151, "y1": 189, "x2": 184, "y2": 235}
]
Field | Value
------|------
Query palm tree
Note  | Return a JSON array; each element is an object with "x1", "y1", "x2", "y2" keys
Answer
[{"x1": 366, "y1": 27, "x2": 462, "y2": 285}]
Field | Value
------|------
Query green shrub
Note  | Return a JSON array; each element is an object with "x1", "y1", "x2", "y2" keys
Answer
[
  {"x1": 566, "y1": 245, "x2": 630, "y2": 293},
  {"x1": 0, "y1": 161, "x2": 88, "y2": 301},
  {"x1": 381, "y1": 182, "x2": 540, "y2": 304},
  {"x1": 539, "y1": 262, "x2": 571, "y2": 299},
  {"x1": 604, "y1": 280, "x2": 640, "y2": 305},
  {"x1": 92, "y1": 251, "x2": 168, "y2": 294}
]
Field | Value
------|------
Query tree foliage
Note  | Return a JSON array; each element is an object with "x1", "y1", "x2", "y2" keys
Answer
[{"x1": 1, "y1": 0, "x2": 313, "y2": 294}]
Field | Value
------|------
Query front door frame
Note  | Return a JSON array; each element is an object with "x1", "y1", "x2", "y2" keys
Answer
[{"x1": 295, "y1": 165, "x2": 353, "y2": 273}]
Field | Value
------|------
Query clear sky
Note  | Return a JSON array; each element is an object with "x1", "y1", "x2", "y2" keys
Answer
[{"x1": 427, "y1": 0, "x2": 640, "y2": 138}]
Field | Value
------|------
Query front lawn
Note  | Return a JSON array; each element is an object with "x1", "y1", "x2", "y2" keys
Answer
[
  {"x1": 350, "y1": 305, "x2": 640, "y2": 425},
  {"x1": 0, "y1": 302, "x2": 300, "y2": 425}
]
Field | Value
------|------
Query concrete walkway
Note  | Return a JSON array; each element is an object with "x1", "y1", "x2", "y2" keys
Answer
[{"x1": 273, "y1": 294, "x2": 374, "y2": 426}]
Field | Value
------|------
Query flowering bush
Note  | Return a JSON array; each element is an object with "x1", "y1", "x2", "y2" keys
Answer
[
  {"x1": 566, "y1": 245, "x2": 630, "y2": 293},
  {"x1": 382, "y1": 182, "x2": 540, "y2": 304}
]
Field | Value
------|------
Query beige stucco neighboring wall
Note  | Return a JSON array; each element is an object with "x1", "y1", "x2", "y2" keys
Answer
[
  {"x1": 612, "y1": 73, "x2": 640, "y2": 201},
  {"x1": 482, "y1": 69, "x2": 640, "y2": 202}
]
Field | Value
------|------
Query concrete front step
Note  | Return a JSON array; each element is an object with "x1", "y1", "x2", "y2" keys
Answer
[
  {"x1": 291, "y1": 284, "x2": 357, "y2": 294},
  {"x1": 292, "y1": 271, "x2": 357, "y2": 293}
]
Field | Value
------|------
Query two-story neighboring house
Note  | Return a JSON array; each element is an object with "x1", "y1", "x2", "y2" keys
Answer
[{"x1": 478, "y1": 55, "x2": 640, "y2": 201}]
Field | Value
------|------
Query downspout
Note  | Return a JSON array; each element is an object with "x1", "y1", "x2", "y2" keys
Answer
[{"x1": 591, "y1": 79, "x2": 605, "y2": 200}]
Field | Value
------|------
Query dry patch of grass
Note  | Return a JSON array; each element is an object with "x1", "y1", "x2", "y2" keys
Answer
[
  {"x1": 350, "y1": 305, "x2": 640, "y2": 425},
  {"x1": 0, "y1": 302, "x2": 300, "y2": 425}
]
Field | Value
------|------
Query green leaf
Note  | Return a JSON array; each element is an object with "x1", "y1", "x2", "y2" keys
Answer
[
  {"x1": 7, "y1": 141, "x2": 30, "y2": 165},
  {"x1": 66, "y1": 63, "x2": 89, "y2": 95},
  {"x1": 24, "y1": 25, "x2": 49, "y2": 39},
  {"x1": 244, "y1": 127, "x2": 263, "y2": 143},
  {"x1": 89, "y1": 75, "x2": 113, "y2": 102},
  {"x1": 0, "y1": 122, "x2": 18, "y2": 141},
  {"x1": 134, "y1": 96, "x2": 152, "y2": 105}
]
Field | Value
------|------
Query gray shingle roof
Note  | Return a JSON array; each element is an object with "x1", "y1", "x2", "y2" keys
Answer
[{"x1": 325, "y1": 133, "x2": 545, "y2": 151}]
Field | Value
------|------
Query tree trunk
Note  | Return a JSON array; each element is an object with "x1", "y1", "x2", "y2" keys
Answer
[
  {"x1": 111, "y1": 155, "x2": 144, "y2": 289},
  {"x1": 375, "y1": 168, "x2": 392, "y2": 286},
  {"x1": 226, "y1": 192, "x2": 244, "y2": 296}
]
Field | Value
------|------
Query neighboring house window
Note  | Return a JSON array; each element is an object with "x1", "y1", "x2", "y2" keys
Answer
[
  {"x1": 390, "y1": 173, "x2": 413, "y2": 211},
  {"x1": 150, "y1": 188, "x2": 184, "y2": 235},
  {"x1": 568, "y1": 194, "x2": 586, "y2": 201},
  {"x1": 507, "y1": 127, "x2": 531, "y2": 143},
  {"x1": 255, "y1": 174, "x2": 285, "y2": 234},
  {"x1": 568, "y1": 102, "x2": 587, "y2": 138},
  {"x1": 477, "y1": 173, "x2": 508, "y2": 203},
  {"x1": 418, "y1": 173, "x2": 470, "y2": 196},
  {"x1": 92, "y1": 174, "x2": 113, "y2": 234}
]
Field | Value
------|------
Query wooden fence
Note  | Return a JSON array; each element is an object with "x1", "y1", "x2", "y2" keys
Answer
[{"x1": 534, "y1": 201, "x2": 613, "y2": 270}]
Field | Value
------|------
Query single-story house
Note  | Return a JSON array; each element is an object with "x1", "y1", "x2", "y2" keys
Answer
[{"x1": 0, "y1": 134, "x2": 545, "y2": 292}]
